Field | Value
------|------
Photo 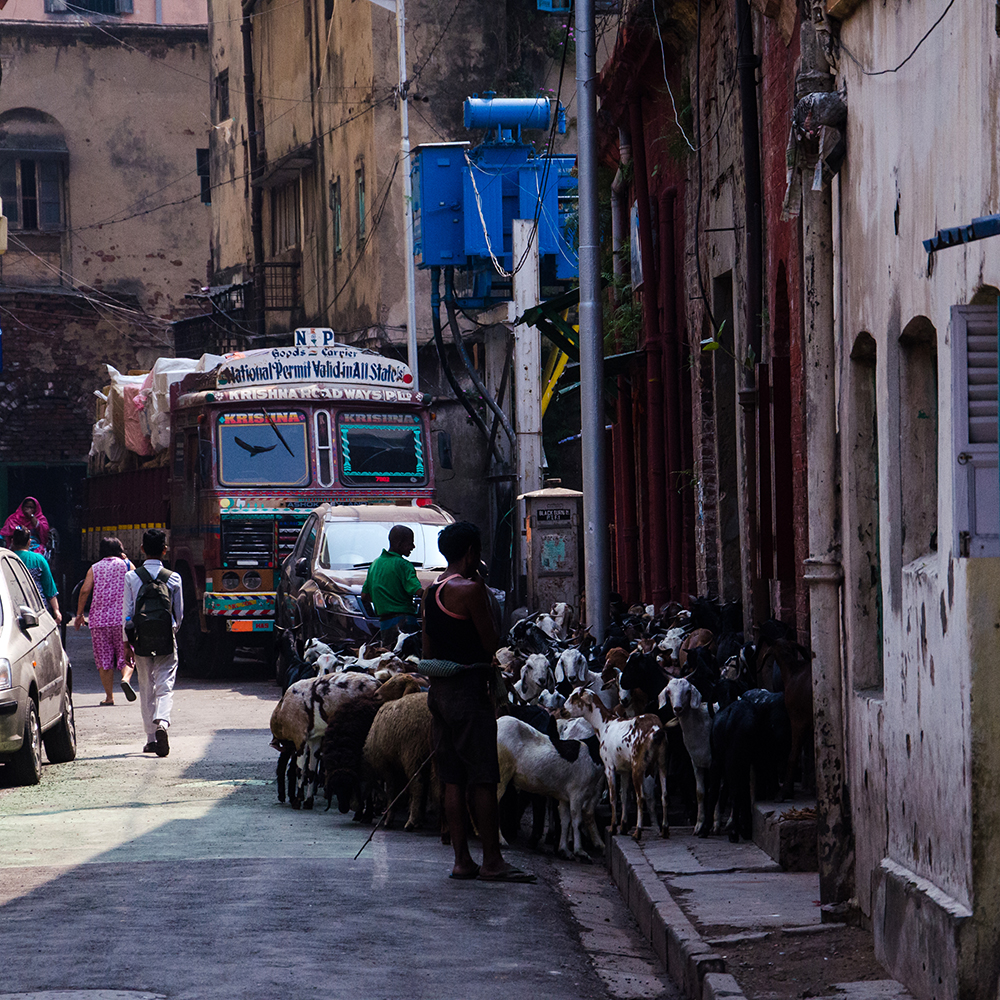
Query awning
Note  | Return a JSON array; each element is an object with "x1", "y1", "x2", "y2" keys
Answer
[{"x1": 252, "y1": 141, "x2": 316, "y2": 189}]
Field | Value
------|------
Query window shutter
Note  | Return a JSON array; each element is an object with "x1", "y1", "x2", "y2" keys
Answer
[
  {"x1": 44, "y1": 0, "x2": 69, "y2": 11},
  {"x1": 115, "y1": 0, "x2": 133, "y2": 12},
  {"x1": 952, "y1": 304, "x2": 999, "y2": 557}
]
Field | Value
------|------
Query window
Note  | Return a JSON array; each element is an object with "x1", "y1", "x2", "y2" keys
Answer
[
  {"x1": 356, "y1": 167, "x2": 366, "y2": 244},
  {"x1": 0, "y1": 158, "x2": 63, "y2": 231},
  {"x1": 215, "y1": 69, "x2": 230, "y2": 123},
  {"x1": 952, "y1": 304, "x2": 998, "y2": 557},
  {"x1": 337, "y1": 412, "x2": 427, "y2": 488},
  {"x1": 271, "y1": 181, "x2": 301, "y2": 254},
  {"x1": 848, "y1": 332, "x2": 883, "y2": 691},
  {"x1": 45, "y1": 0, "x2": 133, "y2": 12},
  {"x1": 330, "y1": 177, "x2": 342, "y2": 255},
  {"x1": 196, "y1": 149, "x2": 211, "y2": 205},
  {"x1": 315, "y1": 411, "x2": 334, "y2": 486},
  {"x1": 898, "y1": 317, "x2": 938, "y2": 564}
]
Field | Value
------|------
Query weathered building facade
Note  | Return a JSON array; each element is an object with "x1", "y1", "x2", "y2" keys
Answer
[
  {"x1": 828, "y1": 0, "x2": 1000, "y2": 995},
  {"x1": 203, "y1": 0, "x2": 580, "y2": 551},
  {"x1": 0, "y1": 11, "x2": 210, "y2": 571}
]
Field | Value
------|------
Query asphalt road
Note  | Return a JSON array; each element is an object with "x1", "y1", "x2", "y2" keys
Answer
[{"x1": 0, "y1": 631, "x2": 678, "y2": 1000}]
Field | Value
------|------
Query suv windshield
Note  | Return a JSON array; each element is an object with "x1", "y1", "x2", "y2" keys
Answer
[
  {"x1": 217, "y1": 410, "x2": 310, "y2": 486},
  {"x1": 317, "y1": 520, "x2": 447, "y2": 571}
]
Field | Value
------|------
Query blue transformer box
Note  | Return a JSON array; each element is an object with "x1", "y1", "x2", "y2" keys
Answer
[{"x1": 410, "y1": 95, "x2": 579, "y2": 290}]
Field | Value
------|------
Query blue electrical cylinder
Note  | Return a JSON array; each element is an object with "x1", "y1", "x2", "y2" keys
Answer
[{"x1": 463, "y1": 96, "x2": 551, "y2": 131}]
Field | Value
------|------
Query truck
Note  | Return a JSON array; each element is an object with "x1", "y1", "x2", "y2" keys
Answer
[{"x1": 83, "y1": 336, "x2": 435, "y2": 675}]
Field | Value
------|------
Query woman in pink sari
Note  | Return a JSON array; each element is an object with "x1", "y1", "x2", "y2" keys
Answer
[
  {"x1": 2, "y1": 496, "x2": 50, "y2": 554},
  {"x1": 74, "y1": 536, "x2": 136, "y2": 706}
]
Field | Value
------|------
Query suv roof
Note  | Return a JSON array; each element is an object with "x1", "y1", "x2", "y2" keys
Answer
[{"x1": 316, "y1": 503, "x2": 453, "y2": 525}]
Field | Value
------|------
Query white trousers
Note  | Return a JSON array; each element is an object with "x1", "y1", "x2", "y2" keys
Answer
[{"x1": 135, "y1": 649, "x2": 177, "y2": 739}]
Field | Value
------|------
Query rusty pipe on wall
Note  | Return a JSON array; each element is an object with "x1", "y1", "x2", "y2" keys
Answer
[
  {"x1": 659, "y1": 188, "x2": 683, "y2": 601},
  {"x1": 629, "y1": 100, "x2": 668, "y2": 609},
  {"x1": 611, "y1": 129, "x2": 640, "y2": 603}
]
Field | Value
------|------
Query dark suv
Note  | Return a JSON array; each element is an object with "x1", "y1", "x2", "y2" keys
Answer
[
  {"x1": 0, "y1": 548, "x2": 77, "y2": 785},
  {"x1": 275, "y1": 504, "x2": 453, "y2": 676}
]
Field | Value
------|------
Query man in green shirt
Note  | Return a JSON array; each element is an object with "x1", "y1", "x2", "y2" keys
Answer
[
  {"x1": 362, "y1": 525, "x2": 422, "y2": 634},
  {"x1": 10, "y1": 526, "x2": 62, "y2": 624}
]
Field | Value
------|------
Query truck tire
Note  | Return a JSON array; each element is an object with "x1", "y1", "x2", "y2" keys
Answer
[
  {"x1": 43, "y1": 689, "x2": 77, "y2": 764},
  {"x1": 9, "y1": 700, "x2": 42, "y2": 786}
]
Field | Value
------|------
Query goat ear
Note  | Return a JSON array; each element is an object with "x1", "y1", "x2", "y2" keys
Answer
[
  {"x1": 688, "y1": 685, "x2": 702, "y2": 710},
  {"x1": 553, "y1": 659, "x2": 565, "y2": 685}
]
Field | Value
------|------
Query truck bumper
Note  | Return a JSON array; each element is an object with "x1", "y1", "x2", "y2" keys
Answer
[{"x1": 203, "y1": 593, "x2": 275, "y2": 632}]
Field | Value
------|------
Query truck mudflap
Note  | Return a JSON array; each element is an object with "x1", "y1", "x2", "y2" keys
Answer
[{"x1": 203, "y1": 592, "x2": 275, "y2": 632}]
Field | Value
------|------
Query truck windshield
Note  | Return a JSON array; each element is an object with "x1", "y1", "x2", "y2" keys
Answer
[
  {"x1": 217, "y1": 411, "x2": 310, "y2": 486},
  {"x1": 317, "y1": 521, "x2": 447, "y2": 570},
  {"x1": 338, "y1": 413, "x2": 427, "y2": 488}
]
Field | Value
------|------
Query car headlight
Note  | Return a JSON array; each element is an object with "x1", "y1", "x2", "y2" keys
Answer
[
  {"x1": 314, "y1": 592, "x2": 365, "y2": 614},
  {"x1": 0, "y1": 658, "x2": 11, "y2": 692}
]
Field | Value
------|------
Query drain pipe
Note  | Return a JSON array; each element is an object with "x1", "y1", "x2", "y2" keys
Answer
[
  {"x1": 241, "y1": 0, "x2": 266, "y2": 343},
  {"x1": 628, "y1": 100, "x2": 668, "y2": 609},
  {"x1": 659, "y1": 188, "x2": 683, "y2": 600},
  {"x1": 734, "y1": 0, "x2": 766, "y2": 624},
  {"x1": 798, "y1": 17, "x2": 853, "y2": 905},
  {"x1": 611, "y1": 129, "x2": 640, "y2": 604}
]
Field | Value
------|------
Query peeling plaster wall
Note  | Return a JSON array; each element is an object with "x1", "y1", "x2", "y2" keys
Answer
[
  {"x1": 835, "y1": 0, "x2": 1000, "y2": 992},
  {"x1": 0, "y1": 0, "x2": 205, "y2": 24},
  {"x1": 0, "y1": 23, "x2": 211, "y2": 318}
]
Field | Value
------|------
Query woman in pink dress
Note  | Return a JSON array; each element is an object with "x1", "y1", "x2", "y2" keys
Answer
[
  {"x1": 74, "y1": 537, "x2": 136, "y2": 706},
  {"x1": 1, "y1": 496, "x2": 50, "y2": 554}
]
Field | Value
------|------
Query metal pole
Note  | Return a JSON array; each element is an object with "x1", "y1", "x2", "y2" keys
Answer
[
  {"x1": 396, "y1": 0, "x2": 420, "y2": 391},
  {"x1": 576, "y1": 0, "x2": 608, "y2": 641}
]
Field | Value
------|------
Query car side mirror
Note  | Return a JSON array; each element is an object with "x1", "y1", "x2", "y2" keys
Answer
[
  {"x1": 295, "y1": 557, "x2": 310, "y2": 577},
  {"x1": 18, "y1": 605, "x2": 39, "y2": 630}
]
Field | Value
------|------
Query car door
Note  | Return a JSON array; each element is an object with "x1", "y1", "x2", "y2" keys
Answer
[
  {"x1": 0, "y1": 557, "x2": 46, "y2": 725},
  {"x1": 5, "y1": 555, "x2": 61, "y2": 727}
]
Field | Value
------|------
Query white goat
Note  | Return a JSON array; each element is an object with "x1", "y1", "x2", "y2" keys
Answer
[
  {"x1": 661, "y1": 677, "x2": 715, "y2": 835},
  {"x1": 558, "y1": 687, "x2": 668, "y2": 840},
  {"x1": 496, "y1": 715, "x2": 605, "y2": 861},
  {"x1": 551, "y1": 602, "x2": 573, "y2": 639},
  {"x1": 514, "y1": 652, "x2": 554, "y2": 703}
]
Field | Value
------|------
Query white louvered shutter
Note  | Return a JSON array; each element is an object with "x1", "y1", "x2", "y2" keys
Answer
[{"x1": 952, "y1": 304, "x2": 999, "y2": 557}]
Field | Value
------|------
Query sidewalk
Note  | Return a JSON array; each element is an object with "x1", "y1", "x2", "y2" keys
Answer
[{"x1": 606, "y1": 817, "x2": 915, "y2": 1000}]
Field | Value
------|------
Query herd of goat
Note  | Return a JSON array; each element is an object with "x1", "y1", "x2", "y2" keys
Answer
[{"x1": 268, "y1": 597, "x2": 815, "y2": 858}]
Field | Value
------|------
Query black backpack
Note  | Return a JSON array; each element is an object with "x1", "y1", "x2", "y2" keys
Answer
[{"x1": 130, "y1": 567, "x2": 175, "y2": 656}]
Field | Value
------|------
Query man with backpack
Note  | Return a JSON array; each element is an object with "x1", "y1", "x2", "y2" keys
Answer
[{"x1": 124, "y1": 528, "x2": 183, "y2": 758}]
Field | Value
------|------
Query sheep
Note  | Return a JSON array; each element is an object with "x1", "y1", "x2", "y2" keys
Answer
[
  {"x1": 661, "y1": 676, "x2": 715, "y2": 835},
  {"x1": 269, "y1": 671, "x2": 378, "y2": 809},
  {"x1": 363, "y1": 692, "x2": 437, "y2": 831},
  {"x1": 496, "y1": 715, "x2": 605, "y2": 862},
  {"x1": 558, "y1": 687, "x2": 669, "y2": 841},
  {"x1": 321, "y1": 673, "x2": 424, "y2": 813}
]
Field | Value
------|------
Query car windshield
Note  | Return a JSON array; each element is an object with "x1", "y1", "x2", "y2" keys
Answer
[
  {"x1": 317, "y1": 520, "x2": 448, "y2": 571},
  {"x1": 217, "y1": 410, "x2": 310, "y2": 487}
]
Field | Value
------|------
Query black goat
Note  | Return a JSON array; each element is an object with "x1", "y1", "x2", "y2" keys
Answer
[{"x1": 704, "y1": 689, "x2": 791, "y2": 842}]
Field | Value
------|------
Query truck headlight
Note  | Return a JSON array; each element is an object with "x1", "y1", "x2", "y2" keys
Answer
[{"x1": 0, "y1": 658, "x2": 11, "y2": 691}]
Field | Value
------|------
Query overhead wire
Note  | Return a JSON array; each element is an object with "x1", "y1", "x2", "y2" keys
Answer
[{"x1": 839, "y1": 0, "x2": 955, "y2": 76}]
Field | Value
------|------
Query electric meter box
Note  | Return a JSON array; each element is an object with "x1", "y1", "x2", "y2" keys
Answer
[{"x1": 520, "y1": 482, "x2": 583, "y2": 614}]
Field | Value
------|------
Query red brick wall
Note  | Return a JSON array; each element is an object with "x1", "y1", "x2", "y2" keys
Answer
[{"x1": 0, "y1": 290, "x2": 168, "y2": 465}]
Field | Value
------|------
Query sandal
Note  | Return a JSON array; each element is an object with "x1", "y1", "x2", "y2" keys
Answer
[
  {"x1": 120, "y1": 679, "x2": 137, "y2": 702},
  {"x1": 449, "y1": 864, "x2": 481, "y2": 880},
  {"x1": 99, "y1": 699, "x2": 115, "y2": 706}
]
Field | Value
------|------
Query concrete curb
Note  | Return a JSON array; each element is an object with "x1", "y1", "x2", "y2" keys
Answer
[{"x1": 606, "y1": 835, "x2": 748, "y2": 1000}]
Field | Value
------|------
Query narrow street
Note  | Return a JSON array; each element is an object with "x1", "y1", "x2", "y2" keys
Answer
[{"x1": 0, "y1": 631, "x2": 677, "y2": 1000}]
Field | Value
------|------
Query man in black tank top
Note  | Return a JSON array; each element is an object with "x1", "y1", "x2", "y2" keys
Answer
[{"x1": 423, "y1": 522, "x2": 535, "y2": 883}]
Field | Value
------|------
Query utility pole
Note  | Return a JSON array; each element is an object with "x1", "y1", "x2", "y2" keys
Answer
[
  {"x1": 576, "y1": 0, "x2": 609, "y2": 641},
  {"x1": 371, "y1": 0, "x2": 420, "y2": 391},
  {"x1": 511, "y1": 219, "x2": 543, "y2": 602}
]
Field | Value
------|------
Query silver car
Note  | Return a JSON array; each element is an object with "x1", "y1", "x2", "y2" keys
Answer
[{"x1": 0, "y1": 547, "x2": 76, "y2": 785}]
